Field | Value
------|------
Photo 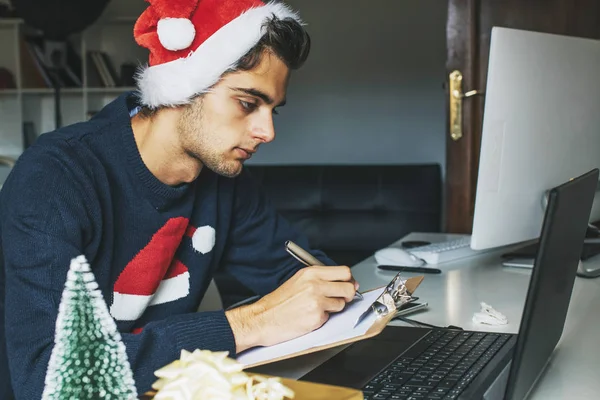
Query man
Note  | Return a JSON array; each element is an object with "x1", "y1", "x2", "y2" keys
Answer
[{"x1": 0, "y1": 0, "x2": 359, "y2": 398}]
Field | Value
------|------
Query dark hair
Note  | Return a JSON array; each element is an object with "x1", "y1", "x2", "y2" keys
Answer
[
  {"x1": 136, "y1": 15, "x2": 310, "y2": 118},
  {"x1": 230, "y1": 15, "x2": 311, "y2": 72}
]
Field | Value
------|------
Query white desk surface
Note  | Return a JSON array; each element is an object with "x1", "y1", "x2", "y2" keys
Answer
[{"x1": 251, "y1": 232, "x2": 600, "y2": 400}]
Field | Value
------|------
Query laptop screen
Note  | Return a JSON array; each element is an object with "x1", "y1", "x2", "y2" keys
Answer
[{"x1": 503, "y1": 169, "x2": 598, "y2": 400}]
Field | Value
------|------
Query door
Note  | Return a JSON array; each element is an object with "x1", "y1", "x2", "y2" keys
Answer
[{"x1": 444, "y1": 0, "x2": 600, "y2": 233}]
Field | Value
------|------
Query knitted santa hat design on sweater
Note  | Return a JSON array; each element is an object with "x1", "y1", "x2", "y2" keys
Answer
[{"x1": 133, "y1": 0, "x2": 302, "y2": 108}]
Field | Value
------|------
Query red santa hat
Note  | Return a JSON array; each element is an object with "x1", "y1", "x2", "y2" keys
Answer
[{"x1": 133, "y1": 0, "x2": 302, "y2": 108}]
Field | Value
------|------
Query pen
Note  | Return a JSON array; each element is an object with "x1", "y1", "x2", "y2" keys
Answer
[
  {"x1": 377, "y1": 265, "x2": 442, "y2": 274},
  {"x1": 285, "y1": 240, "x2": 363, "y2": 300}
]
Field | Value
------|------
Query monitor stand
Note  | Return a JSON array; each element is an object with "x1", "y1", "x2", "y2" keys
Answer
[
  {"x1": 503, "y1": 190, "x2": 600, "y2": 276},
  {"x1": 502, "y1": 238, "x2": 600, "y2": 278},
  {"x1": 515, "y1": 187, "x2": 600, "y2": 277}
]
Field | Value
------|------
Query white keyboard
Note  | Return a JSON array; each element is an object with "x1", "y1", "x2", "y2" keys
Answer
[{"x1": 409, "y1": 236, "x2": 492, "y2": 265}]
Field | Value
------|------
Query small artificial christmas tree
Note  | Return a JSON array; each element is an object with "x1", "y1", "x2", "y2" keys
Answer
[{"x1": 42, "y1": 255, "x2": 138, "y2": 399}]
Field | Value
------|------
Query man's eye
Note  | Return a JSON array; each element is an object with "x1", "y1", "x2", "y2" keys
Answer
[{"x1": 240, "y1": 100, "x2": 257, "y2": 112}]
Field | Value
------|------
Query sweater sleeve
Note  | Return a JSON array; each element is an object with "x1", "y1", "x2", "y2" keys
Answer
[
  {"x1": 221, "y1": 168, "x2": 337, "y2": 296},
  {"x1": 0, "y1": 150, "x2": 235, "y2": 398}
]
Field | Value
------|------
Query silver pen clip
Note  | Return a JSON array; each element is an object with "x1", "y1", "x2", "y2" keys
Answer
[{"x1": 286, "y1": 246, "x2": 311, "y2": 267}]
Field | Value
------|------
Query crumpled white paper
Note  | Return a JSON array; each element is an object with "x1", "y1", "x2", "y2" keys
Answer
[{"x1": 472, "y1": 302, "x2": 508, "y2": 325}]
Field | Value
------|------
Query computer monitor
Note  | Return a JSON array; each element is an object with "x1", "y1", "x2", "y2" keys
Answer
[{"x1": 470, "y1": 27, "x2": 600, "y2": 251}]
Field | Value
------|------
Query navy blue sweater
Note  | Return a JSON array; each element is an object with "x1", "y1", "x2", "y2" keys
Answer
[{"x1": 0, "y1": 93, "x2": 334, "y2": 399}]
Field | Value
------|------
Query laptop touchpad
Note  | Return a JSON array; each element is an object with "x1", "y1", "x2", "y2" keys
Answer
[{"x1": 300, "y1": 326, "x2": 430, "y2": 389}]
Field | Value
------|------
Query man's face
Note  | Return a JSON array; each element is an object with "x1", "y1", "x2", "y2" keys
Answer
[{"x1": 177, "y1": 50, "x2": 291, "y2": 178}]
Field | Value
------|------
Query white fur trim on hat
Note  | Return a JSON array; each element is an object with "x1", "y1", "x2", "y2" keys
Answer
[
  {"x1": 136, "y1": 1, "x2": 302, "y2": 108},
  {"x1": 157, "y1": 17, "x2": 196, "y2": 51}
]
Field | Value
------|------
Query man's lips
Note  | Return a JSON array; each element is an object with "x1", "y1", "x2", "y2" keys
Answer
[{"x1": 235, "y1": 147, "x2": 256, "y2": 159}]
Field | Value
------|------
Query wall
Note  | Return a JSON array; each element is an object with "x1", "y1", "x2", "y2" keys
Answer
[
  {"x1": 0, "y1": 0, "x2": 448, "y2": 176},
  {"x1": 249, "y1": 0, "x2": 448, "y2": 173}
]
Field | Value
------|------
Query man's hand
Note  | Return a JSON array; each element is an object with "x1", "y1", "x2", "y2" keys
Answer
[{"x1": 225, "y1": 266, "x2": 359, "y2": 353}]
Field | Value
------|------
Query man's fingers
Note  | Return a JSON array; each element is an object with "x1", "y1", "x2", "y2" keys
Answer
[
  {"x1": 321, "y1": 297, "x2": 347, "y2": 313},
  {"x1": 308, "y1": 265, "x2": 353, "y2": 282},
  {"x1": 320, "y1": 281, "x2": 356, "y2": 302}
]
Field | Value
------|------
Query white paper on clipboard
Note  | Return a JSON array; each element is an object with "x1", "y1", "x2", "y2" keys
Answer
[{"x1": 236, "y1": 287, "x2": 386, "y2": 367}]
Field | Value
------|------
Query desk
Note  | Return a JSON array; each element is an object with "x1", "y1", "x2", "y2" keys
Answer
[{"x1": 251, "y1": 233, "x2": 600, "y2": 399}]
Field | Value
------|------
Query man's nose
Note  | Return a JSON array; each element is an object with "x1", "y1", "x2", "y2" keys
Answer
[{"x1": 251, "y1": 114, "x2": 276, "y2": 143}]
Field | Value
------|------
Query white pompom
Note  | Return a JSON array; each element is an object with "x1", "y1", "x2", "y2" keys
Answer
[
  {"x1": 157, "y1": 18, "x2": 196, "y2": 51},
  {"x1": 192, "y1": 226, "x2": 216, "y2": 254}
]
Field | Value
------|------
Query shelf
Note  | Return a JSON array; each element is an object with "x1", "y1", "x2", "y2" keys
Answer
[
  {"x1": 0, "y1": 87, "x2": 136, "y2": 96},
  {"x1": 21, "y1": 88, "x2": 83, "y2": 95},
  {"x1": 0, "y1": 15, "x2": 136, "y2": 27},
  {"x1": 87, "y1": 87, "x2": 136, "y2": 93},
  {"x1": 0, "y1": 18, "x2": 23, "y2": 27},
  {"x1": 108, "y1": 16, "x2": 138, "y2": 24},
  {"x1": 93, "y1": 15, "x2": 138, "y2": 26},
  {"x1": 0, "y1": 5, "x2": 141, "y2": 160}
]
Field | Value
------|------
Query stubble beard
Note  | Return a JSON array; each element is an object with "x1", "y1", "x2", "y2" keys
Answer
[{"x1": 178, "y1": 99, "x2": 244, "y2": 179}]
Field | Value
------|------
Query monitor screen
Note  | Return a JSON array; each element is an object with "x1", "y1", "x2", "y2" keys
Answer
[{"x1": 471, "y1": 27, "x2": 600, "y2": 250}]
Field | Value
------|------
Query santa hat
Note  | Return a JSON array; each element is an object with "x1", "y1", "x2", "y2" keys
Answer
[
  {"x1": 133, "y1": 0, "x2": 302, "y2": 108},
  {"x1": 109, "y1": 217, "x2": 216, "y2": 322}
]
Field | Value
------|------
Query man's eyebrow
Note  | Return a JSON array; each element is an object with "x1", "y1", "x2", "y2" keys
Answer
[{"x1": 231, "y1": 87, "x2": 287, "y2": 107}]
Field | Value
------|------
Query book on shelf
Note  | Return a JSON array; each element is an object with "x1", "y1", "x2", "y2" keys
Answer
[
  {"x1": 88, "y1": 50, "x2": 121, "y2": 88},
  {"x1": 19, "y1": 36, "x2": 51, "y2": 88},
  {"x1": 20, "y1": 35, "x2": 83, "y2": 89}
]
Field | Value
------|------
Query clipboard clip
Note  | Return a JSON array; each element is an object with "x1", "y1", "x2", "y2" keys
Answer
[{"x1": 354, "y1": 272, "x2": 415, "y2": 327}]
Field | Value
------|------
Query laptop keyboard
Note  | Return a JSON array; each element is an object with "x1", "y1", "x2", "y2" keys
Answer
[{"x1": 362, "y1": 330, "x2": 512, "y2": 400}]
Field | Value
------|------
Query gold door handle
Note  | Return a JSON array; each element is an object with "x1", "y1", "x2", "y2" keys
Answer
[{"x1": 449, "y1": 70, "x2": 484, "y2": 141}]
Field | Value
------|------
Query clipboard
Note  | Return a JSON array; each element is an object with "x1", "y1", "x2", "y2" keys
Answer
[{"x1": 237, "y1": 273, "x2": 424, "y2": 368}]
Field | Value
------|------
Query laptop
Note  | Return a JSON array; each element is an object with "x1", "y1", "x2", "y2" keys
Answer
[{"x1": 300, "y1": 168, "x2": 599, "y2": 400}]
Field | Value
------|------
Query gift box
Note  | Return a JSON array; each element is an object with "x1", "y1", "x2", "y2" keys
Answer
[{"x1": 140, "y1": 349, "x2": 363, "y2": 400}]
